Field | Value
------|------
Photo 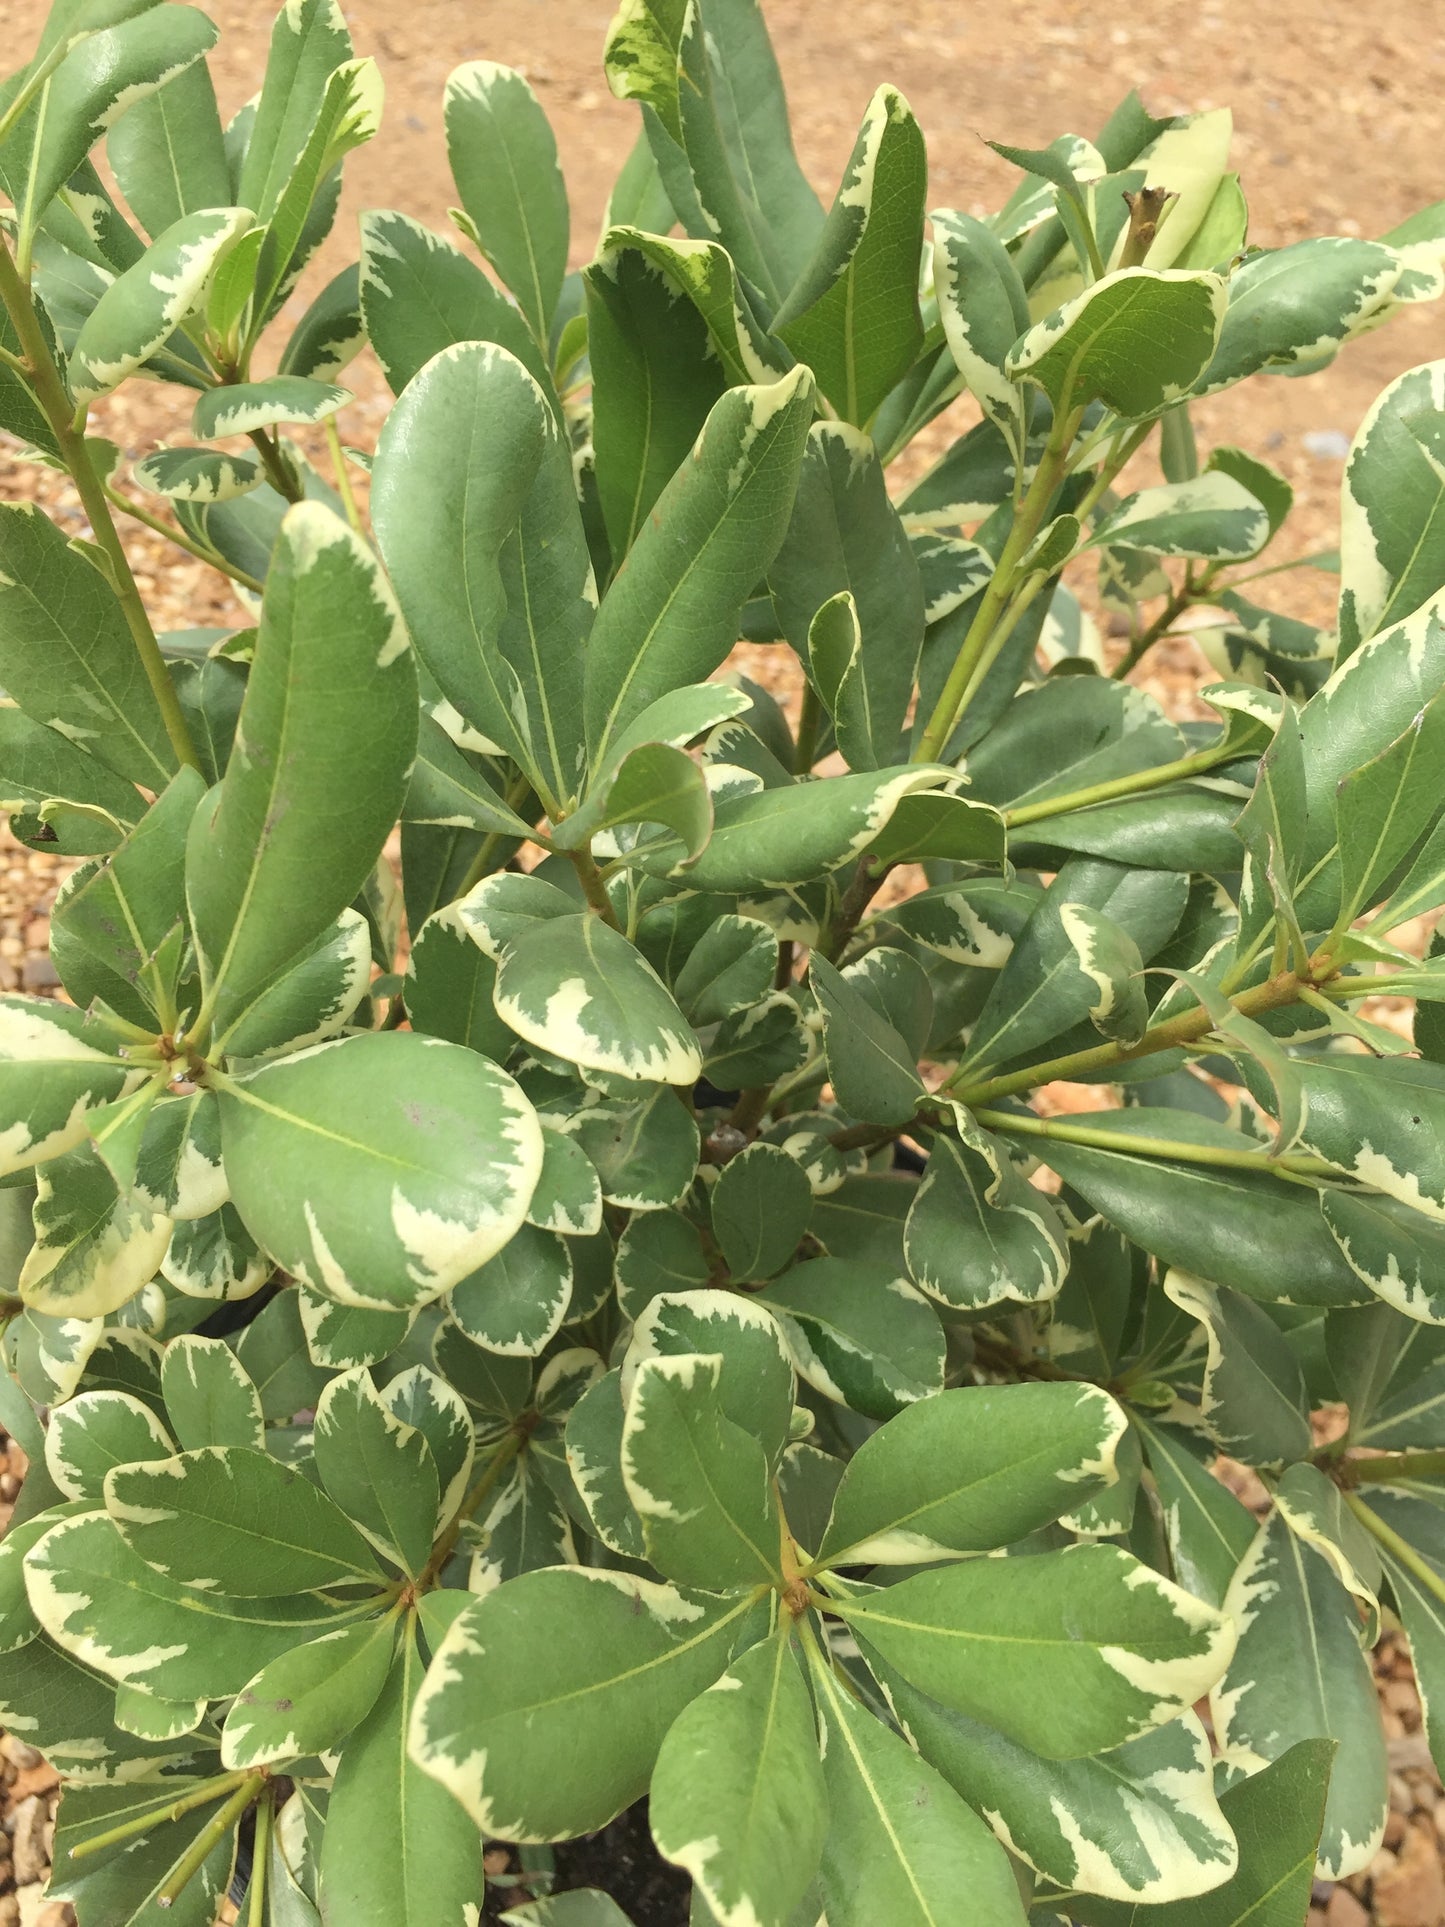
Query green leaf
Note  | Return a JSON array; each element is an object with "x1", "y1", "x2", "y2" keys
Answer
[
  {"x1": 0, "y1": 710, "x2": 143, "y2": 857},
  {"x1": 47, "y1": 1780, "x2": 241, "y2": 1925},
  {"x1": 218, "y1": 1031, "x2": 544, "y2": 1312},
  {"x1": 0, "y1": 504, "x2": 175, "y2": 787},
  {"x1": 1135, "y1": 1418, "x2": 1256, "y2": 1610},
  {"x1": 1339, "y1": 360, "x2": 1445, "y2": 655},
  {"x1": 904, "y1": 1125, "x2": 1068, "y2": 1310},
  {"x1": 1089, "y1": 474, "x2": 1269, "y2": 561},
  {"x1": 222, "y1": 909, "x2": 372, "y2": 1061},
  {"x1": 615, "y1": 1209, "x2": 709, "y2": 1323},
  {"x1": 1006, "y1": 269, "x2": 1226, "y2": 418},
  {"x1": 710, "y1": 1143, "x2": 812, "y2": 1282},
  {"x1": 103, "y1": 52, "x2": 227, "y2": 238},
  {"x1": 0, "y1": 997, "x2": 137, "y2": 1179},
  {"x1": 496, "y1": 913, "x2": 701, "y2": 1086},
  {"x1": 892, "y1": 1679, "x2": 1236, "y2": 1908},
  {"x1": 1274, "y1": 1462, "x2": 1382, "y2": 1628},
  {"x1": 808, "y1": 1643, "x2": 1027, "y2": 1927},
  {"x1": 1034, "y1": 1109, "x2": 1370, "y2": 1308},
  {"x1": 405, "y1": 714, "x2": 536, "y2": 841},
  {"x1": 625, "y1": 1288, "x2": 795, "y2": 1464},
  {"x1": 554, "y1": 741, "x2": 713, "y2": 861},
  {"x1": 756, "y1": 1257, "x2": 944, "y2": 1421},
  {"x1": 133, "y1": 445, "x2": 261, "y2": 503},
  {"x1": 44, "y1": 1388, "x2": 171, "y2": 1502},
  {"x1": 651, "y1": 1633, "x2": 827, "y2": 1927},
  {"x1": 24, "y1": 1509, "x2": 351, "y2": 1698},
  {"x1": 817, "y1": 1380, "x2": 1125, "y2": 1567},
  {"x1": 358, "y1": 207, "x2": 556, "y2": 401},
  {"x1": 1199, "y1": 237, "x2": 1413, "y2": 395},
  {"x1": 186, "y1": 502, "x2": 415, "y2": 1033},
  {"x1": 69, "y1": 206, "x2": 250, "y2": 402},
  {"x1": 843, "y1": 1543, "x2": 1232, "y2": 1758},
  {"x1": 404, "y1": 905, "x2": 514, "y2": 1063},
  {"x1": 646, "y1": 765, "x2": 952, "y2": 892},
  {"x1": 371, "y1": 341, "x2": 590, "y2": 804},
  {"x1": 314, "y1": 1368, "x2": 440, "y2": 1578},
  {"x1": 769, "y1": 423, "x2": 925, "y2": 769},
  {"x1": 106, "y1": 1443, "x2": 382, "y2": 1594},
  {"x1": 1211, "y1": 1515, "x2": 1387, "y2": 1879},
  {"x1": 21, "y1": 6, "x2": 219, "y2": 230},
  {"x1": 320, "y1": 1625, "x2": 484, "y2": 1926},
  {"x1": 672, "y1": 913, "x2": 777, "y2": 1026},
  {"x1": 1162, "y1": 1271, "x2": 1311, "y2": 1466},
  {"x1": 223, "y1": 1613, "x2": 397, "y2": 1770},
  {"x1": 279, "y1": 259, "x2": 365, "y2": 380},
  {"x1": 445, "y1": 61, "x2": 568, "y2": 338},
  {"x1": 159, "y1": 1335, "x2": 263, "y2": 1451},
  {"x1": 566, "y1": 1084, "x2": 701, "y2": 1211},
  {"x1": 191, "y1": 376, "x2": 350, "y2": 439},
  {"x1": 450, "y1": 1222, "x2": 573, "y2": 1357},
  {"x1": 1334, "y1": 691, "x2": 1445, "y2": 921},
  {"x1": 622, "y1": 1350, "x2": 780, "y2": 1587},
  {"x1": 410, "y1": 1567, "x2": 761, "y2": 1840},
  {"x1": 1295, "y1": 1054, "x2": 1445, "y2": 1221},
  {"x1": 235, "y1": 0, "x2": 353, "y2": 220},
  {"x1": 809, "y1": 954, "x2": 925, "y2": 1129},
  {"x1": 773, "y1": 86, "x2": 926, "y2": 426},
  {"x1": 583, "y1": 368, "x2": 815, "y2": 764}
]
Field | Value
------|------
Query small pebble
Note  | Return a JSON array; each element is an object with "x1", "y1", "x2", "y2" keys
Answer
[{"x1": 1302, "y1": 428, "x2": 1352, "y2": 460}]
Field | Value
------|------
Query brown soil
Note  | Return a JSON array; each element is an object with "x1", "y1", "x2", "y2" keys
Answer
[{"x1": 1, "y1": 0, "x2": 1443, "y2": 1920}]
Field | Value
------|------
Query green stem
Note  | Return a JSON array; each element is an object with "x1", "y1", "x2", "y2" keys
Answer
[
  {"x1": 246, "y1": 1789, "x2": 272, "y2": 1927},
  {"x1": 913, "y1": 406, "x2": 1082, "y2": 765},
  {"x1": 104, "y1": 482, "x2": 265, "y2": 593},
  {"x1": 453, "y1": 773, "x2": 540, "y2": 898},
  {"x1": 68, "y1": 1772, "x2": 248, "y2": 1862},
  {"x1": 1352, "y1": 1450, "x2": 1445, "y2": 1484},
  {"x1": 0, "y1": 228, "x2": 201, "y2": 772},
  {"x1": 568, "y1": 847, "x2": 621, "y2": 928},
  {"x1": 1068, "y1": 420, "x2": 1152, "y2": 526},
  {"x1": 1111, "y1": 570, "x2": 1195, "y2": 681},
  {"x1": 325, "y1": 417, "x2": 364, "y2": 534},
  {"x1": 951, "y1": 968, "x2": 1307, "y2": 1105},
  {"x1": 972, "y1": 1105, "x2": 1337, "y2": 1177},
  {"x1": 248, "y1": 427, "x2": 305, "y2": 504},
  {"x1": 1346, "y1": 1491, "x2": 1445, "y2": 1613},
  {"x1": 1005, "y1": 733, "x2": 1235, "y2": 830},
  {"x1": 422, "y1": 1431, "x2": 524, "y2": 1583},
  {"x1": 156, "y1": 1772, "x2": 264, "y2": 1908}
]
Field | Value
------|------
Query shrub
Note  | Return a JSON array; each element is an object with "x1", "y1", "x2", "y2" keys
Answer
[{"x1": 0, "y1": 1, "x2": 1444, "y2": 1922}]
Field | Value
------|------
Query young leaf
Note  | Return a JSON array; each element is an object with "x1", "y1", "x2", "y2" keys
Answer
[
  {"x1": 1006, "y1": 268, "x2": 1226, "y2": 418},
  {"x1": 772, "y1": 86, "x2": 927, "y2": 426},
  {"x1": 191, "y1": 376, "x2": 350, "y2": 438},
  {"x1": 133, "y1": 446, "x2": 261, "y2": 502},
  {"x1": 625, "y1": 1289, "x2": 795, "y2": 1465},
  {"x1": 445, "y1": 61, "x2": 569, "y2": 338},
  {"x1": 650, "y1": 1634, "x2": 828, "y2": 1927},
  {"x1": 410, "y1": 1567, "x2": 762, "y2": 1840},
  {"x1": 218, "y1": 1031, "x2": 544, "y2": 1312},
  {"x1": 816, "y1": 1380, "x2": 1125, "y2": 1566},
  {"x1": 933, "y1": 207, "x2": 1031, "y2": 444}
]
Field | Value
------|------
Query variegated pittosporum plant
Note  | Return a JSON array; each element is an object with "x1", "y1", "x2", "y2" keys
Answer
[{"x1": 2, "y1": 1, "x2": 1445, "y2": 1923}]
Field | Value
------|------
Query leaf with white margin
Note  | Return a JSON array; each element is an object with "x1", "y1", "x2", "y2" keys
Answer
[
  {"x1": 807, "y1": 1637, "x2": 1027, "y2": 1927},
  {"x1": 468, "y1": 1454, "x2": 575, "y2": 1594},
  {"x1": 583, "y1": 369, "x2": 815, "y2": 765},
  {"x1": 222, "y1": 1612, "x2": 396, "y2": 1771},
  {"x1": 450, "y1": 1223, "x2": 573, "y2": 1358},
  {"x1": 933, "y1": 207, "x2": 1031, "y2": 447},
  {"x1": 1162, "y1": 1272, "x2": 1311, "y2": 1468},
  {"x1": 623, "y1": 1289, "x2": 795, "y2": 1468},
  {"x1": 133, "y1": 446, "x2": 261, "y2": 503},
  {"x1": 3, "y1": 1310, "x2": 101, "y2": 1408},
  {"x1": 671, "y1": 914, "x2": 778, "y2": 1028},
  {"x1": 525, "y1": 1128, "x2": 603, "y2": 1237},
  {"x1": 382, "y1": 1365, "x2": 474, "y2": 1531},
  {"x1": 643, "y1": 764, "x2": 953, "y2": 891},
  {"x1": 445, "y1": 60, "x2": 568, "y2": 338},
  {"x1": 192, "y1": 377, "x2": 351, "y2": 439},
  {"x1": 1274, "y1": 1461, "x2": 1381, "y2": 1637},
  {"x1": 454, "y1": 869, "x2": 578, "y2": 962},
  {"x1": 298, "y1": 1284, "x2": 412, "y2": 1371},
  {"x1": 817, "y1": 1380, "x2": 1124, "y2": 1567},
  {"x1": 409, "y1": 1566, "x2": 764, "y2": 1842},
  {"x1": 111, "y1": 1683, "x2": 207, "y2": 1744},
  {"x1": 1006, "y1": 269, "x2": 1226, "y2": 419},
  {"x1": 44, "y1": 1389, "x2": 171, "y2": 1502},
  {"x1": 884, "y1": 1664, "x2": 1237, "y2": 1908},
  {"x1": 551, "y1": 742, "x2": 712, "y2": 861},
  {"x1": 21, "y1": 1146, "x2": 172, "y2": 1319},
  {"x1": 808, "y1": 954, "x2": 925, "y2": 1129},
  {"x1": 69, "y1": 207, "x2": 251, "y2": 402},
  {"x1": 404, "y1": 713, "x2": 536, "y2": 842},
  {"x1": 185, "y1": 502, "x2": 416, "y2": 1034},
  {"x1": 1320, "y1": 1189, "x2": 1445, "y2": 1327},
  {"x1": 133, "y1": 1091, "x2": 226, "y2": 1223},
  {"x1": 1134, "y1": 1418, "x2": 1256, "y2": 1610},
  {"x1": 1198, "y1": 237, "x2": 1414, "y2": 395},
  {"x1": 313, "y1": 1369, "x2": 440, "y2": 1579},
  {"x1": 621, "y1": 1350, "x2": 780, "y2": 1590},
  {"x1": 565, "y1": 1368, "x2": 645, "y2": 1560},
  {"x1": 565, "y1": 1085, "x2": 700, "y2": 1212},
  {"x1": 21, "y1": 6, "x2": 219, "y2": 227},
  {"x1": 1339, "y1": 360, "x2": 1445, "y2": 657},
  {"x1": 495, "y1": 913, "x2": 701, "y2": 1087},
  {"x1": 159, "y1": 1335, "x2": 264, "y2": 1451},
  {"x1": 218, "y1": 1031, "x2": 543, "y2": 1312},
  {"x1": 772, "y1": 86, "x2": 925, "y2": 426},
  {"x1": 219, "y1": 909, "x2": 372, "y2": 1061},
  {"x1": 0, "y1": 996, "x2": 138, "y2": 1180},
  {"x1": 905, "y1": 1123, "x2": 1068, "y2": 1310},
  {"x1": 709, "y1": 1142, "x2": 812, "y2": 1283},
  {"x1": 1211, "y1": 1514, "x2": 1387, "y2": 1879},
  {"x1": 843, "y1": 1543, "x2": 1234, "y2": 1759},
  {"x1": 1088, "y1": 473, "x2": 1269, "y2": 562},
  {"x1": 322, "y1": 1623, "x2": 484, "y2": 1927},
  {"x1": 162, "y1": 1203, "x2": 269, "y2": 1302},
  {"x1": 650, "y1": 1633, "x2": 826, "y2": 1927},
  {"x1": 1293, "y1": 1053, "x2": 1445, "y2": 1223},
  {"x1": 105, "y1": 1444, "x2": 382, "y2": 1596},
  {"x1": 756, "y1": 1258, "x2": 943, "y2": 1421},
  {"x1": 23, "y1": 1509, "x2": 355, "y2": 1700}
]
